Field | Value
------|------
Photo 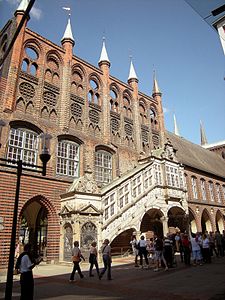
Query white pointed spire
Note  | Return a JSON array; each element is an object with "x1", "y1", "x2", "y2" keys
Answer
[
  {"x1": 128, "y1": 59, "x2": 138, "y2": 80},
  {"x1": 61, "y1": 17, "x2": 74, "y2": 44},
  {"x1": 173, "y1": 114, "x2": 180, "y2": 136},
  {"x1": 99, "y1": 38, "x2": 110, "y2": 64},
  {"x1": 16, "y1": 0, "x2": 29, "y2": 12},
  {"x1": 200, "y1": 120, "x2": 208, "y2": 145},
  {"x1": 152, "y1": 71, "x2": 161, "y2": 94}
]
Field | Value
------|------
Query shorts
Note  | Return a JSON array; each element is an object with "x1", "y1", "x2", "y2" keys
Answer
[{"x1": 155, "y1": 250, "x2": 163, "y2": 260}]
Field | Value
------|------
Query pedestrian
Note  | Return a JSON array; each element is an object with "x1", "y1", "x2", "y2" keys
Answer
[
  {"x1": 190, "y1": 233, "x2": 202, "y2": 266},
  {"x1": 15, "y1": 243, "x2": 40, "y2": 300},
  {"x1": 163, "y1": 234, "x2": 173, "y2": 268},
  {"x1": 89, "y1": 241, "x2": 100, "y2": 277},
  {"x1": 202, "y1": 233, "x2": 211, "y2": 263},
  {"x1": 99, "y1": 239, "x2": 112, "y2": 280},
  {"x1": 138, "y1": 235, "x2": 149, "y2": 268},
  {"x1": 69, "y1": 241, "x2": 85, "y2": 282},
  {"x1": 130, "y1": 235, "x2": 139, "y2": 267},
  {"x1": 154, "y1": 235, "x2": 168, "y2": 271},
  {"x1": 182, "y1": 234, "x2": 191, "y2": 265}
]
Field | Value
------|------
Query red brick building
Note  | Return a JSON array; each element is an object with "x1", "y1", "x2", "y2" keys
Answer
[{"x1": 0, "y1": 1, "x2": 224, "y2": 268}]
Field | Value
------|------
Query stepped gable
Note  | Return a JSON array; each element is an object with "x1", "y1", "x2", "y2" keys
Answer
[{"x1": 166, "y1": 131, "x2": 225, "y2": 178}]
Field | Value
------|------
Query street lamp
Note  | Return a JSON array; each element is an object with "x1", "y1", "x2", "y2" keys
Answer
[{"x1": 0, "y1": 121, "x2": 51, "y2": 300}]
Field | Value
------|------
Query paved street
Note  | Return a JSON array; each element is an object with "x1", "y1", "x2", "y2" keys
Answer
[{"x1": 0, "y1": 255, "x2": 225, "y2": 300}]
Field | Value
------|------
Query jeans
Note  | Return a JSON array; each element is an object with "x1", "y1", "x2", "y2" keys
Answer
[{"x1": 100, "y1": 254, "x2": 111, "y2": 279}]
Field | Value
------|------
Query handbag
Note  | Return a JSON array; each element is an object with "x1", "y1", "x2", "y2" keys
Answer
[{"x1": 72, "y1": 255, "x2": 81, "y2": 262}]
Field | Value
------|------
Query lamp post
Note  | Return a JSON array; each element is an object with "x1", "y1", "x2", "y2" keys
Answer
[{"x1": 0, "y1": 121, "x2": 51, "y2": 300}]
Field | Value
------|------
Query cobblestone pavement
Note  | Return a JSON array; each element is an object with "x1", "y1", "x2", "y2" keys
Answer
[{"x1": 0, "y1": 255, "x2": 225, "y2": 300}]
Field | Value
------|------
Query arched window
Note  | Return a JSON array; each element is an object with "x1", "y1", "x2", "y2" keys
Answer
[
  {"x1": 123, "y1": 96, "x2": 132, "y2": 118},
  {"x1": 95, "y1": 150, "x2": 112, "y2": 184},
  {"x1": 109, "y1": 88, "x2": 119, "y2": 113},
  {"x1": 216, "y1": 184, "x2": 221, "y2": 203},
  {"x1": 88, "y1": 78, "x2": 100, "y2": 105},
  {"x1": 200, "y1": 179, "x2": 207, "y2": 200},
  {"x1": 209, "y1": 181, "x2": 214, "y2": 201},
  {"x1": 56, "y1": 140, "x2": 80, "y2": 177},
  {"x1": 22, "y1": 46, "x2": 39, "y2": 76},
  {"x1": 150, "y1": 107, "x2": 158, "y2": 130},
  {"x1": 139, "y1": 103, "x2": 147, "y2": 124},
  {"x1": 7, "y1": 127, "x2": 39, "y2": 165},
  {"x1": 191, "y1": 176, "x2": 198, "y2": 199}
]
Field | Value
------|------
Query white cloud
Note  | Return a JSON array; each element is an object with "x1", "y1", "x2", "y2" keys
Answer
[
  {"x1": 30, "y1": 7, "x2": 42, "y2": 20},
  {"x1": 163, "y1": 107, "x2": 170, "y2": 114}
]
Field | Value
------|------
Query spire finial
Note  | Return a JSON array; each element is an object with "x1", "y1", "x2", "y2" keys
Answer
[
  {"x1": 98, "y1": 37, "x2": 110, "y2": 64},
  {"x1": 152, "y1": 69, "x2": 161, "y2": 95},
  {"x1": 61, "y1": 7, "x2": 74, "y2": 45},
  {"x1": 128, "y1": 56, "x2": 138, "y2": 81},
  {"x1": 16, "y1": 0, "x2": 29, "y2": 13},
  {"x1": 200, "y1": 120, "x2": 208, "y2": 145},
  {"x1": 173, "y1": 114, "x2": 180, "y2": 136}
]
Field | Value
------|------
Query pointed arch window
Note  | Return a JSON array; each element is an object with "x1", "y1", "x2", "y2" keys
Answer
[
  {"x1": 200, "y1": 179, "x2": 207, "y2": 201},
  {"x1": 209, "y1": 181, "x2": 214, "y2": 201},
  {"x1": 88, "y1": 78, "x2": 100, "y2": 105},
  {"x1": 123, "y1": 96, "x2": 132, "y2": 118},
  {"x1": 191, "y1": 176, "x2": 198, "y2": 199},
  {"x1": 110, "y1": 89, "x2": 119, "y2": 113},
  {"x1": 139, "y1": 102, "x2": 147, "y2": 124},
  {"x1": 21, "y1": 46, "x2": 39, "y2": 77},
  {"x1": 150, "y1": 107, "x2": 158, "y2": 130},
  {"x1": 56, "y1": 140, "x2": 79, "y2": 177},
  {"x1": 7, "y1": 127, "x2": 39, "y2": 165},
  {"x1": 216, "y1": 184, "x2": 222, "y2": 203}
]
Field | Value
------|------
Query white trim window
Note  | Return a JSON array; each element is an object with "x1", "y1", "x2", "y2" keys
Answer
[
  {"x1": 103, "y1": 193, "x2": 115, "y2": 220},
  {"x1": 200, "y1": 179, "x2": 207, "y2": 201},
  {"x1": 57, "y1": 140, "x2": 79, "y2": 176},
  {"x1": 191, "y1": 177, "x2": 198, "y2": 199},
  {"x1": 7, "y1": 128, "x2": 38, "y2": 165},
  {"x1": 209, "y1": 182, "x2": 214, "y2": 202},
  {"x1": 166, "y1": 165, "x2": 179, "y2": 188},
  {"x1": 216, "y1": 184, "x2": 221, "y2": 203},
  {"x1": 118, "y1": 183, "x2": 130, "y2": 209},
  {"x1": 95, "y1": 150, "x2": 112, "y2": 184},
  {"x1": 143, "y1": 167, "x2": 153, "y2": 189},
  {"x1": 154, "y1": 163, "x2": 162, "y2": 185}
]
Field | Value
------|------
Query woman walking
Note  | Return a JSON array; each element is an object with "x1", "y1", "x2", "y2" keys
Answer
[
  {"x1": 99, "y1": 239, "x2": 112, "y2": 280},
  {"x1": 69, "y1": 241, "x2": 85, "y2": 282},
  {"x1": 89, "y1": 241, "x2": 100, "y2": 277}
]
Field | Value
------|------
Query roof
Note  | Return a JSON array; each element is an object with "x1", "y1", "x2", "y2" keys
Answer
[{"x1": 166, "y1": 131, "x2": 225, "y2": 179}]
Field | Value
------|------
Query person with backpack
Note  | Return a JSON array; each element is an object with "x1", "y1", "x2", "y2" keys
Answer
[
  {"x1": 154, "y1": 234, "x2": 168, "y2": 271},
  {"x1": 15, "y1": 243, "x2": 40, "y2": 300}
]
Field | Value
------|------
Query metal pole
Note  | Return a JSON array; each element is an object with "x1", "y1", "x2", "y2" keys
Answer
[{"x1": 5, "y1": 160, "x2": 22, "y2": 300}]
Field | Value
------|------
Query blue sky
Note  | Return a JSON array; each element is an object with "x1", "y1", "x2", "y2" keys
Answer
[{"x1": 1, "y1": 0, "x2": 224, "y2": 145}]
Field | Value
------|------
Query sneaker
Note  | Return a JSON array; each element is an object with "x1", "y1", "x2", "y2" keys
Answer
[
  {"x1": 165, "y1": 267, "x2": 168, "y2": 271},
  {"x1": 153, "y1": 268, "x2": 159, "y2": 272},
  {"x1": 69, "y1": 279, "x2": 75, "y2": 283}
]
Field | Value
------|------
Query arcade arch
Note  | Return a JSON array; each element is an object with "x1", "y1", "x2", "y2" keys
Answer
[{"x1": 201, "y1": 209, "x2": 212, "y2": 233}]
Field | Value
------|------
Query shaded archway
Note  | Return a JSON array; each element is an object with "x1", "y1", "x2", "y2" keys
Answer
[
  {"x1": 215, "y1": 210, "x2": 225, "y2": 233},
  {"x1": 80, "y1": 222, "x2": 97, "y2": 257},
  {"x1": 19, "y1": 195, "x2": 59, "y2": 262},
  {"x1": 189, "y1": 208, "x2": 198, "y2": 233},
  {"x1": 168, "y1": 206, "x2": 186, "y2": 233},
  {"x1": 201, "y1": 209, "x2": 212, "y2": 233},
  {"x1": 110, "y1": 228, "x2": 135, "y2": 255},
  {"x1": 140, "y1": 209, "x2": 164, "y2": 238}
]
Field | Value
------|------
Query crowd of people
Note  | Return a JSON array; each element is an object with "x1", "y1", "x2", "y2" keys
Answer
[{"x1": 130, "y1": 230, "x2": 225, "y2": 271}]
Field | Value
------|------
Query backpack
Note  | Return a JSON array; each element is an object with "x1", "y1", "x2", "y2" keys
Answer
[
  {"x1": 155, "y1": 238, "x2": 163, "y2": 251},
  {"x1": 15, "y1": 252, "x2": 26, "y2": 271}
]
